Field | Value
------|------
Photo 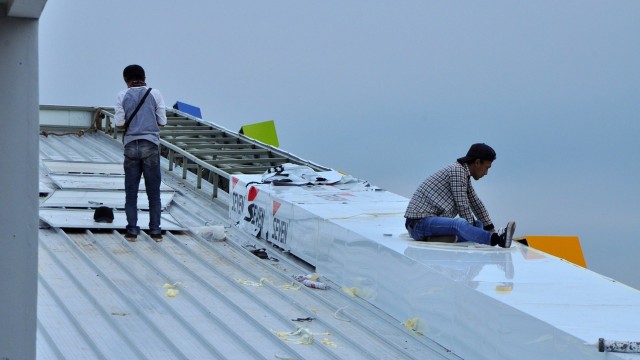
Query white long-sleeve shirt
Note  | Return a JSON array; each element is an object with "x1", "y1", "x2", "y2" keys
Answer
[{"x1": 115, "y1": 86, "x2": 167, "y2": 145}]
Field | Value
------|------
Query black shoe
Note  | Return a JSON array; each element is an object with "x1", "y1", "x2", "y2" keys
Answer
[
  {"x1": 125, "y1": 233, "x2": 137, "y2": 242},
  {"x1": 496, "y1": 221, "x2": 516, "y2": 248}
]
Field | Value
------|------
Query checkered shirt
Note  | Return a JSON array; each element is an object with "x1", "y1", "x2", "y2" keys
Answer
[{"x1": 404, "y1": 162, "x2": 493, "y2": 228}]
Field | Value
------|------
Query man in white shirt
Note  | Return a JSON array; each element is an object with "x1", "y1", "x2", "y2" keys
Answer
[{"x1": 115, "y1": 64, "x2": 167, "y2": 242}]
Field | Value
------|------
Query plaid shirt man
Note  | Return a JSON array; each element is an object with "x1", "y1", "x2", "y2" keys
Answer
[{"x1": 404, "y1": 162, "x2": 494, "y2": 230}]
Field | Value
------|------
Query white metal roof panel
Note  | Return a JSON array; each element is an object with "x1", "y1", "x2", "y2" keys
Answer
[
  {"x1": 43, "y1": 160, "x2": 126, "y2": 175},
  {"x1": 48, "y1": 174, "x2": 173, "y2": 191},
  {"x1": 39, "y1": 208, "x2": 185, "y2": 231},
  {"x1": 230, "y1": 174, "x2": 640, "y2": 360},
  {"x1": 36, "y1": 119, "x2": 455, "y2": 359},
  {"x1": 40, "y1": 189, "x2": 175, "y2": 210},
  {"x1": 39, "y1": 181, "x2": 53, "y2": 194}
]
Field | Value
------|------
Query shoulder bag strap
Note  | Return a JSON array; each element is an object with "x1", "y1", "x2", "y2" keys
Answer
[{"x1": 122, "y1": 87, "x2": 153, "y2": 143}]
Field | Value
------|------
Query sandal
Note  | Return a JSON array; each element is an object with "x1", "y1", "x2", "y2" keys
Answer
[{"x1": 149, "y1": 231, "x2": 163, "y2": 242}]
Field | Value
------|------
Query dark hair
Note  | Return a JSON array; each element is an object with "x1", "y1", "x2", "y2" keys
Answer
[
  {"x1": 459, "y1": 157, "x2": 491, "y2": 165},
  {"x1": 123, "y1": 64, "x2": 145, "y2": 82}
]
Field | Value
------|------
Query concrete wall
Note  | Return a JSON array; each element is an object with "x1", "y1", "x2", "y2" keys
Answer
[{"x1": 0, "y1": 13, "x2": 40, "y2": 360}]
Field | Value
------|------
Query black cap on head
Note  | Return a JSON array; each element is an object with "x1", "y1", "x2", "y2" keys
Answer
[
  {"x1": 123, "y1": 64, "x2": 145, "y2": 82},
  {"x1": 457, "y1": 143, "x2": 496, "y2": 163}
]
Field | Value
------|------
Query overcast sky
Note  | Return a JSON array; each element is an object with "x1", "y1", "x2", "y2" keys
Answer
[{"x1": 39, "y1": 1, "x2": 640, "y2": 289}]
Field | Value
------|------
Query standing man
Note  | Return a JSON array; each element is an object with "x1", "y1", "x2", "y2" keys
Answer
[
  {"x1": 115, "y1": 64, "x2": 167, "y2": 242},
  {"x1": 404, "y1": 143, "x2": 515, "y2": 248}
]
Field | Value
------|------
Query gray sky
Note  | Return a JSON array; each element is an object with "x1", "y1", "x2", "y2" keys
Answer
[{"x1": 39, "y1": 1, "x2": 640, "y2": 289}]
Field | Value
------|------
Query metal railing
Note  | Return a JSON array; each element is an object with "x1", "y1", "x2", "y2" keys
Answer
[{"x1": 98, "y1": 107, "x2": 328, "y2": 199}]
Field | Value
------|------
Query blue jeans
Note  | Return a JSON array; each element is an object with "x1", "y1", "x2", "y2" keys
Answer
[
  {"x1": 406, "y1": 217, "x2": 492, "y2": 245},
  {"x1": 124, "y1": 140, "x2": 162, "y2": 234}
]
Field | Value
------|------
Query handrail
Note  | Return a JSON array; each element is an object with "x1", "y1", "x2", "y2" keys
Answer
[{"x1": 98, "y1": 107, "x2": 329, "y2": 200}]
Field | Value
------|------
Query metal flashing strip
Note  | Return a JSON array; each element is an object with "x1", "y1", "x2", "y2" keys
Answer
[
  {"x1": 49, "y1": 174, "x2": 173, "y2": 191},
  {"x1": 40, "y1": 189, "x2": 175, "y2": 210},
  {"x1": 43, "y1": 160, "x2": 126, "y2": 175},
  {"x1": 39, "y1": 209, "x2": 185, "y2": 230},
  {"x1": 39, "y1": 181, "x2": 54, "y2": 195},
  {"x1": 230, "y1": 173, "x2": 640, "y2": 360}
]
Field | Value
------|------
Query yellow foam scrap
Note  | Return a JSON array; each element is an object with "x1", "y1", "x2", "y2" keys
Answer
[
  {"x1": 236, "y1": 279, "x2": 262, "y2": 286},
  {"x1": 279, "y1": 282, "x2": 302, "y2": 290},
  {"x1": 341, "y1": 287, "x2": 358, "y2": 297},
  {"x1": 166, "y1": 288, "x2": 180, "y2": 297},
  {"x1": 402, "y1": 317, "x2": 423, "y2": 335},
  {"x1": 163, "y1": 282, "x2": 183, "y2": 297},
  {"x1": 495, "y1": 284, "x2": 513, "y2": 292},
  {"x1": 273, "y1": 327, "x2": 315, "y2": 345},
  {"x1": 163, "y1": 282, "x2": 185, "y2": 289},
  {"x1": 259, "y1": 277, "x2": 275, "y2": 286},
  {"x1": 321, "y1": 338, "x2": 337, "y2": 348},
  {"x1": 236, "y1": 278, "x2": 272, "y2": 287}
]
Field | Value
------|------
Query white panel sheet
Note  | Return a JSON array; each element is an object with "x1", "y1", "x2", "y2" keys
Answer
[
  {"x1": 39, "y1": 181, "x2": 53, "y2": 194},
  {"x1": 39, "y1": 209, "x2": 185, "y2": 231},
  {"x1": 41, "y1": 189, "x2": 175, "y2": 210},
  {"x1": 49, "y1": 174, "x2": 173, "y2": 191},
  {"x1": 43, "y1": 160, "x2": 125, "y2": 175},
  {"x1": 229, "y1": 174, "x2": 640, "y2": 360}
]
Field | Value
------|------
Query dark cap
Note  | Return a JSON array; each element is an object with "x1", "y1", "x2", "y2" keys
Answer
[
  {"x1": 93, "y1": 206, "x2": 114, "y2": 223},
  {"x1": 457, "y1": 143, "x2": 496, "y2": 163}
]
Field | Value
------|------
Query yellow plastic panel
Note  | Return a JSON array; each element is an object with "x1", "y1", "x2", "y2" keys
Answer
[
  {"x1": 240, "y1": 120, "x2": 279, "y2": 147},
  {"x1": 515, "y1": 235, "x2": 586, "y2": 268}
]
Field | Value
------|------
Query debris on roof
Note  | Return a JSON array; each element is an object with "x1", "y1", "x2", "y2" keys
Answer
[
  {"x1": 38, "y1": 106, "x2": 640, "y2": 360},
  {"x1": 37, "y1": 106, "x2": 457, "y2": 359}
]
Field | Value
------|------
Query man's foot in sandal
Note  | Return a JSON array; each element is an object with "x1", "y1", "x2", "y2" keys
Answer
[
  {"x1": 149, "y1": 230, "x2": 163, "y2": 242},
  {"x1": 125, "y1": 226, "x2": 140, "y2": 242}
]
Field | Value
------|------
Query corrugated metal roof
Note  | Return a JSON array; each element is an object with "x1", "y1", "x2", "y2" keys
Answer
[{"x1": 37, "y1": 124, "x2": 457, "y2": 359}]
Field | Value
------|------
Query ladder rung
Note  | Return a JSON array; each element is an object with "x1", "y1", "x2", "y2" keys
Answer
[
  {"x1": 220, "y1": 164, "x2": 283, "y2": 173},
  {"x1": 163, "y1": 125, "x2": 212, "y2": 131},
  {"x1": 160, "y1": 129, "x2": 225, "y2": 136},
  {"x1": 204, "y1": 157, "x2": 287, "y2": 165},
  {"x1": 183, "y1": 144, "x2": 254, "y2": 150},
  {"x1": 189, "y1": 149, "x2": 270, "y2": 156}
]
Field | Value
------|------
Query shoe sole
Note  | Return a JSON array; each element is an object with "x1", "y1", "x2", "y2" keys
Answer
[{"x1": 504, "y1": 221, "x2": 516, "y2": 248}]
